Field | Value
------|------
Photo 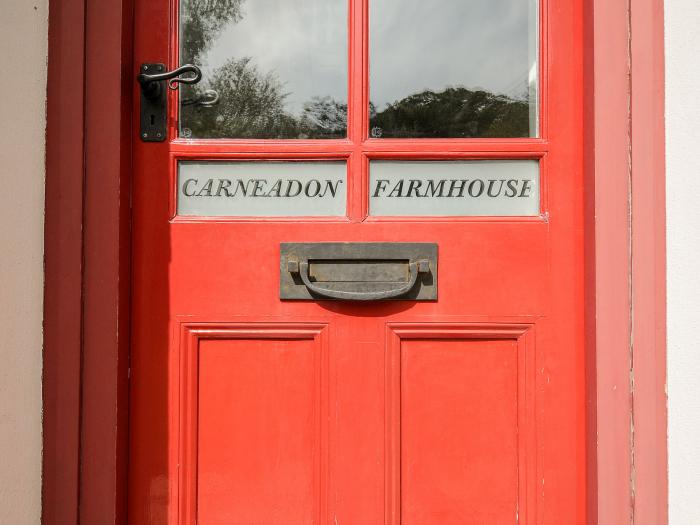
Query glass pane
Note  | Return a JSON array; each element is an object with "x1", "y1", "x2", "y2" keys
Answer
[
  {"x1": 179, "y1": 0, "x2": 348, "y2": 139},
  {"x1": 178, "y1": 161, "x2": 347, "y2": 216},
  {"x1": 370, "y1": 0, "x2": 539, "y2": 139},
  {"x1": 369, "y1": 160, "x2": 540, "y2": 216}
]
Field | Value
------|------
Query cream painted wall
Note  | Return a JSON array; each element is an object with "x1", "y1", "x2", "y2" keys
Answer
[
  {"x1": 666, "y1": 1, "x2": 700, "y2": 523},
  {"x1": 0, "y1": 1, "x2": 48, "y2": 523}
]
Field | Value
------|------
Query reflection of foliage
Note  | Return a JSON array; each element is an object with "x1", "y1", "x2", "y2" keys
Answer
[
  {"x1": 179, "y1": 3, "x2": 528, "y2": 138},
  {"x1": 300, "y1": 97, "x2": 348, "y2": 138},
  {"x1": 370, "y1": 87, "x2": 530, "y2": 138},
  {"x1": 180, "y1": 0, "x2": 244, "y2": 63},
  {"x1": 184, "y1": 81, "x2": 529, "y2": 139},
  {"x1": 179, "y1": 0, "x2": 248, "y2": 132},
  {"x1": 179, "y1": 0, "x2": 346, "y2": 138},
  {"x1": 182, "y1": 58, "x2": 349, "y2": 139},
  {"x1": 183, "y1": 58, "x2": 300, "y2": 138}
]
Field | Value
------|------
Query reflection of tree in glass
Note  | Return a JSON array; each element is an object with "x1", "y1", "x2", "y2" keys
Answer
[
  {"x1": 180, "y1": 0, "x2": 244, "y2": 63},
  {"x1": 179, "y1": 1, "x2": 528, "y2": 139},
  {"x1": 184, "y1": 58, "x2": 299, "y2": 138},
  {"x1": 370, "y1": 87, "x2": 530, "y2": 138},
  {"x1": 300, "y1": 97, "x2": 347, "y2": 138},
  {"x1": 180, "y1": 0, "x2": 347, "y2": 138},
  {"x1": 184, "y1": 79, "x2": 528, "y2": 138},
  {"x1": 182, "y1": 58, "x2": 349, "y2": 139}
]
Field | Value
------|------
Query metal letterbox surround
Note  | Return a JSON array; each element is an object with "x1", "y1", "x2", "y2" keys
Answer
[{"x1": 280, "y1": 242, "x2": 437, "y2": 301}]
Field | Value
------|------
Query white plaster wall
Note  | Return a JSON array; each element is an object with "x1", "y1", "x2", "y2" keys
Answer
[
  {"x1": 666, "y1": 1, "x2": 700, "y2": 523},
  {"x1": 0, "y1": 1, "x2": 48, "y2": 523}
]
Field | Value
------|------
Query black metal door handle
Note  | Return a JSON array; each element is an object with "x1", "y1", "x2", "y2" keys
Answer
[
  {"x1": 292, "y1": 259, "x2": 430, "y2": 301},
  {"x1": 137, "y1": 63, "x2": 203, "y2": 142},
  {"x1": 137, "y1": 64, "x2": 202, "y2": 99}
]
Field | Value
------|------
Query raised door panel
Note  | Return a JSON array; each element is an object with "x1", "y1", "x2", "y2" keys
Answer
[
  {"x1": 177, "y1": 324, "x2": 329, "y2": 525},
  {"x1": 386, "y1": 324, "x2": 536, "y2": 524}
]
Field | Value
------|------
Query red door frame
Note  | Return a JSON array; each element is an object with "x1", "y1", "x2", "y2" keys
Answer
[{"x1": 41, "y1": 0, "x2": 667, "y2": 523}]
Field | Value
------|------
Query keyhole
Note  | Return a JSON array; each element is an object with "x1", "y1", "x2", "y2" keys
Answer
[{"x1": 150, "y1": 114, "x2": 155, "y2": 126}]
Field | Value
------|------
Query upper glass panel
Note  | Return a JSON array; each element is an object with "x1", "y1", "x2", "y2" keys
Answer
[
  {"x1": 369, "y1": 0, "x2": 539, "y2": 139},
  {"x1": 179, "y1": 0, "x2": 348, "y2": 139}
]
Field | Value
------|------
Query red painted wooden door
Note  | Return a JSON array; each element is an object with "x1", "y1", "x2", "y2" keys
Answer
[{"x1": 129, "y1": 1, "x2": 586, "y2": 523}]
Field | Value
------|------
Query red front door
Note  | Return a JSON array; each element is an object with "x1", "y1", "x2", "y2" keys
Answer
[{"x1": 129, "y1": 1, "x2": 586, "y2": 523}]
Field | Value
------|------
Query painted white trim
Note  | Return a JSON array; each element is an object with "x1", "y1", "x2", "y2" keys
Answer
[{"x1": 666, "y1": 1, "x2": 700, "y2": 523}]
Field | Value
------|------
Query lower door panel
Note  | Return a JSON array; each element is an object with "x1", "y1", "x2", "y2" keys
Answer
[{"x1": 175, "y1": 320, "x2": 537, "y2": 524}]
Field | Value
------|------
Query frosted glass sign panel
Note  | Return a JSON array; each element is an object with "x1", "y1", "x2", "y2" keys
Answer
[
  {"x1": 178, "y1": 162, "x2": 347, "y2": 217},
  {"x1": 179, "y1": 0, "x2": 347, "y2": 139},
  {"x1": 370, "y1": 0, "x2": 538, "y2": 138},
  {"x1": 370, "y1": 161, "x2": 540, "y2": 216}
]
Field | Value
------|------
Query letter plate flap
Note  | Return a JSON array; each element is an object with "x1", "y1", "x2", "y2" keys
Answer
[{"x1": 280, "y1": 243, "x2": 437, "y2": 301}]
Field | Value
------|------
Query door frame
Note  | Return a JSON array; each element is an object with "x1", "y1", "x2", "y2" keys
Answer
[{"x1": 41, "y1": 0, "x2": 667, "y2": 523}]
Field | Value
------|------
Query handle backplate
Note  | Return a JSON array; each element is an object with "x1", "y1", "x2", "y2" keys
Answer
[{"x1": 137, "y1": 63, "x2": 203, "y2": 142}]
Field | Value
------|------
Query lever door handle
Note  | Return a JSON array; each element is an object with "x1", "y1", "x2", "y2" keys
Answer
[
  {"x1": 138, "y1": 62, "x2": 204, "y2": 142},
  {"x1": 291, "y1": 259, "x2": 430, "y2": 301},
  {"x1": 137, "y1": 64, "x2": 202, "y2": 99}
]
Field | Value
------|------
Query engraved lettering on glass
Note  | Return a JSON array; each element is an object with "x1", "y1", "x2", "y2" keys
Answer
[
  {"x1": 370, "y1": 0, "x2": 539, "y2": 138},
  {"x1": 179, "y1": 0, "x2": 348, "y2": 139},
  {"x1": 178, "y1": 162, "x2": 347, "y2": 217},
  {"x1": 369, "y1": 161, "x2": 540, "y2": 216}
]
